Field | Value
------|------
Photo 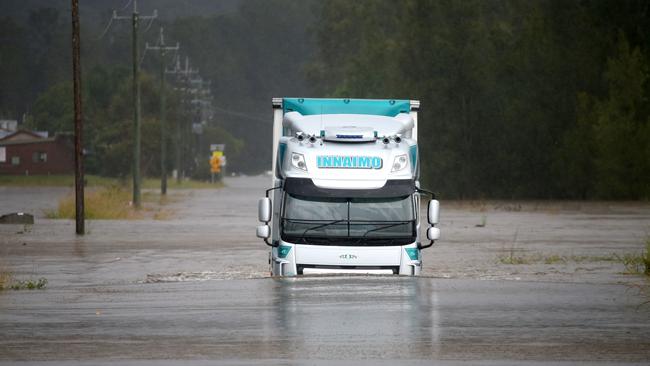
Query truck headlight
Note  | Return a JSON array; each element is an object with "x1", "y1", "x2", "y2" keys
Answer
[
  {"x1": 391, "y1": 154, "x2": 408, "y2": 172},
  {"x1": 291, "y1": 152, "x2": 307, "y2": 171}
]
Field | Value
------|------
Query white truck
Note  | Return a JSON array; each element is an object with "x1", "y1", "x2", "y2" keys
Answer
[{"x1": 256, "y1": 98, "x2": 440, "y2": 276}]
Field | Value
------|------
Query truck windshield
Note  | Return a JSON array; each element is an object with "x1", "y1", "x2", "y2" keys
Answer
[{"x1": 281, "y1": 194, "x2": 416, "y2": 245}]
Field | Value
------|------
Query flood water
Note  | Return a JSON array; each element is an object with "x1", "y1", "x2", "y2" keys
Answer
[{"x1": 1, "y1": 176, "x2": 649, "y2": 364}]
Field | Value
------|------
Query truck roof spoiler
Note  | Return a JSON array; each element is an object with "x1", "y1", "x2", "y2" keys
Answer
[{"x1": 272, "y1": 98, "x2": 420, "y2": 115}]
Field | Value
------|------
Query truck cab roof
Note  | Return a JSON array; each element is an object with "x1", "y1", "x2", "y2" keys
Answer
[{"x1": 271, "y1": 98, "x2": 420, "y2": 190}]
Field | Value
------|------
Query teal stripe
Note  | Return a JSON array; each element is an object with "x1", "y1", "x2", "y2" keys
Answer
[
  {"x1": 405, "y1": 248, "x2": 419, "y2": 260},
  {"x1": 278, "y1": 245, "x2": 292, "y2": 258},
  {"x1": 283, "y1": 98, "x2": 410, "y2": 117},
  {"x1": 409, "y1": 145, "x2": 418, "y2": 172}
]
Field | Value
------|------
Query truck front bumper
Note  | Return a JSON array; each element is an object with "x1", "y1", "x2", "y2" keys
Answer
[{"x1": 271, "y1": 241, "x2": 421, "y2": 276}]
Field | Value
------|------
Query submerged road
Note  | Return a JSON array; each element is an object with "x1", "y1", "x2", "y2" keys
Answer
[
  {"x1": 1, "y1": 277, "x2": 650, "y2": 364},
  {"x1": 1, "y1": 176, "x2": 649, "y2": 364}
]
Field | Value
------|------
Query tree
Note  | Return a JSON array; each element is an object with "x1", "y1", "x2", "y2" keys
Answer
[
  {"x1": 0, "y1": 18, "x2": 30, "y2": 119},
  {"x1": 590, "y1": 35, "x2": 650, "y2": 198},
  {"x1": 308, "y1": 0, "x2": 650, "y2": 199},
  {"x1": 27, "y1": 81, "x2": 73, "y2": 134}
]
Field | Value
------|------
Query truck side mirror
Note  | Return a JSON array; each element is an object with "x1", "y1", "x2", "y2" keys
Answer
[
  {"x1": 256, "y1": 224, "x2": 270, "y2": 239},
  {"x1": 258, "y1": 198, "x2": 271, "y2": 222},
  {"x1": 427, "y1": 199, "x2": 439, "y2": 225},
  {"x1": 426, "y1": 227, "x2": 440, "y2": 241}
]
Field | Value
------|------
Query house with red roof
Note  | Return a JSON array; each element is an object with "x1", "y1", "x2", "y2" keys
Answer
[{"x1": 0, "y1": 130, "x2": 74, "y2": 175}]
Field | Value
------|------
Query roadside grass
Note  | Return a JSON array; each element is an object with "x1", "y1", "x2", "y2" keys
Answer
[
  {"x1": 46, "y1": 185, "x2": 142, "y2": 220},
  {"x1": 497, "y1": 241, "x2": 650, "y2": 277},
  {"x1": 497, "y1": 227, "x2": 650, "y2": 275},
  {"x1": 0, "y1": 174, "x2": 119, "y2": 187},
  {"x1": 9, "y1": 278, "x2": 47, "y2": 290},
  {"x1": 498, "y1": 252, "x2": 621, "y2": 266},
  {"x1": 141, "y1": 178, "x2": 223, "y2": 189},
  {"x1": 0, "y1": 263, "x2": 47, "y2": 291},
  {"x1": 498, "y1": 252, "x2": 537, "y2": 265},
  {"x1": 26, "y1": 175, "x2": 221, "y2": 220},
  {"x1": 46, "y1": 186, "x2": 187, "y2": 220},
  {"x1": 543, "y1": 254, "x2": 565, "y2": 264},
  {"x1": 616, "y1": 240, "x2": 650, "y2": 276},
  {"x1": 0, "y1": 266, "x2": 11, "y2": 291},
  {"x1": 0, "y1": 174, "x2": 223, "y2": 189}
]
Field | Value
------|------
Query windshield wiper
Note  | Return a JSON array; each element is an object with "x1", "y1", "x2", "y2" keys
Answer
[
  {"x1": 353, "y1": 221, "x2": 412, "y2": 244},
  {"x1": 296, "y1": 219, "x2": 347, "y2": 243}
]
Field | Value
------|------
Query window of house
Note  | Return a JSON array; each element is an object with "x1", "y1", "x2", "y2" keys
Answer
[
  {"x1": 0, "y1": 147, "x2": 5, "y2": 162},
  {"x1": 32, "y1": 151, "x2": 47, "y2": 163},
  {"x1": 11, "y1": 156, "x2": 20, "y2": 165}
]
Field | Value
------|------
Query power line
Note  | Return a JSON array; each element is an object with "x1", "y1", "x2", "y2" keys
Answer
[
  {"x1": 210, "y1": 103, "x2": 268, "y2": 124},
  {"x1": 110, "y1": 0, "x2": 157, "y2": 209},
  {"x1": 165, "y1": 57, "x2": 267, "y2": 123},
  {"x1": 142, "y1": 15, "x2": 157, "y2": 33},
  {"x1": 120, "y1": 0, "x2": 133, "y2": 11},
  {"x1": 139, "y1": 31, "x2": 161, "y2": 65},
  {"x1": 145, "y1": 27, "x2": 179, "y2": 195},
  {"x1": 96, "y1": 12, "x2": 114, "y2": 40},
  {"x1": 165, "y1": 55, "x2": 198, "y2": 182}
]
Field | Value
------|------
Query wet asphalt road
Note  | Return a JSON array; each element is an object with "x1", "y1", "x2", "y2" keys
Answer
[{"x1": 1, "y1": 176, "x2": 650, "y2": 365}]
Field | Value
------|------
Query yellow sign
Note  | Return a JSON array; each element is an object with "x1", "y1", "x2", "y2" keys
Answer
[{"x1": 210, "y1": 151, "x2": 223, "y2": 173}]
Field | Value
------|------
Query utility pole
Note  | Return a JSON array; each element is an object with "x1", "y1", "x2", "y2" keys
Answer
[
  {"x1": 113, "y1": 0, "x2": 157, "y2": 208},
  {"x1": 166, "y1": 55, "x2": 197, "y2": 183},
  {"x1": 166, "y1": 56, "x2": 183, "y2": 184},
  {"x1": 146, "y1": 27, "x2": 179, "y2": 195},
  {"x1": 189, "y1": 77, "x2": 212, "y2": 173},
  {"x1": 71, "y1": 0, "x2": 84, "y2": 235}
]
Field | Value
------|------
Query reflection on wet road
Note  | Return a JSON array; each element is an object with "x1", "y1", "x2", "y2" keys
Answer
[{"x1": 1, "y1": 276, "x2": 649, "y2": 364}]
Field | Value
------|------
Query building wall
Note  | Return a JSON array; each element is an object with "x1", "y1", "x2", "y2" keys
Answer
[{"x1": 0, "y1": 139, "x2": 74, "y2": 175}]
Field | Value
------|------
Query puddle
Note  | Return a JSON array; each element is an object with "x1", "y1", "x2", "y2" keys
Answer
[{"x1": 144, "y1": 270, "x2": 268, "y2": 283}]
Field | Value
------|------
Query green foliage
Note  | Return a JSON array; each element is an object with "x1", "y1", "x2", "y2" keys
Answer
[
  {"x1": 310, "y1": 0, "x2": 650, "y2": 199},
  {"x1": 46, "y1": 185, "x2": 140, "y2": 220},
  {"x1": 498, "y1": 252, "x2": 623, "y2": 266},
  {"x1": 3, "y1": 1, "x2": 650, "y2": 197},
  {"x1": 553, "y1": 93, "x2": 596, "y2": 199},
  {"x1": 591, "y1": 35, "x2": 650, "y2": 198},
  {"x1": 557, "y1": 34, "x2": 650, "y2": 199},
  {"x1": 0, "y1": 17, "x2": 30, "y2": 118},
  {"x1": 165, "y1": 0, "x2": 316, "y2": 173},
  {"x1": 10, "y1": 278, "x2": 48, "y2": 290},
  {"x1": 0, "y1": 7, "x2": 70, "y2": 118},
  {"x1": 191, "y1": 125, "x2": 244, "y2": 180},
  {"x1": 616, "y1": 239, "x2": 650, "y2": 276},
  {"x1": 0, "y1": 268, "x2": 11, "y2": 291},
  {"x1": 0, "y1": 174, "x2": 119, "y2": 187},
  {"x1": 23, "y1": 64, "x2": 243, "y2": 179},
  {"x1": 26, "y1": 82, "x2": 73, "y2": 133}
]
